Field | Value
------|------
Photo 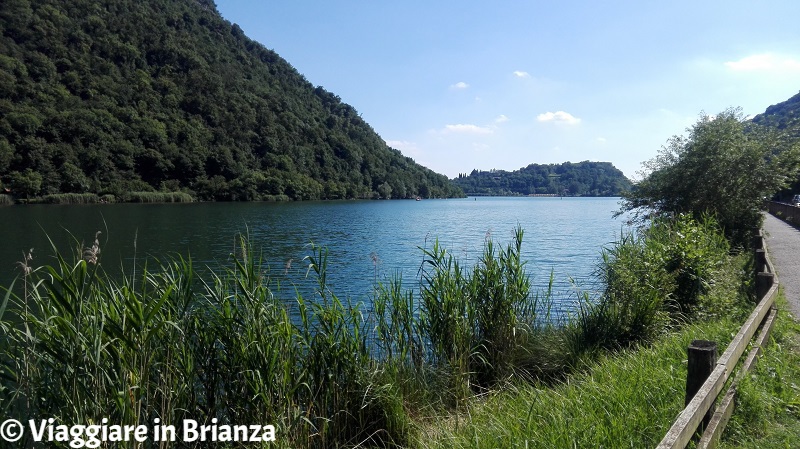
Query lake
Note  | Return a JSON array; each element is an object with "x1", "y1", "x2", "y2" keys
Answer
[{"x1": 0, "y1": 197, "x2": 629, "y2": 312}]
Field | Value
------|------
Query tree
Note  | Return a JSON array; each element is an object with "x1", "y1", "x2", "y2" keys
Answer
[
  {"x1": 7, "y1": 169, "x2": 42, "y2": 200},
  {"x1": 619, "y1": 108, "x2": 800, "y2": 247},
  {"x1": 377, "y1": 181, "x2": 392, "y2": 199}
]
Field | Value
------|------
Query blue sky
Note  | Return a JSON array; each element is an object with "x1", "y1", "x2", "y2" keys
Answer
[{"x1": 215, "y1": 1, "x2": 800, "y2": 180}]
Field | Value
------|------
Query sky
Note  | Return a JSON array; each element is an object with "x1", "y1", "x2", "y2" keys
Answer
[{"x1": 214, "y1": 1, "x2": 800, "y2": 181}]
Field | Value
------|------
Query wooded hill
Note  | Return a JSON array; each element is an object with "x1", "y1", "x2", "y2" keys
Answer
[
  {"x1": 452, "y1": 161, "x2": 632, "y2": 197},
  {"x1": 751, "y1": 90, "x2": 800, "y2": 139},
  {"x1": 0, "y1": 0, "x2": 463, "y2": 201},
  {"x1": 750, "y1": 90, "x2": 800, "y2": 199}
]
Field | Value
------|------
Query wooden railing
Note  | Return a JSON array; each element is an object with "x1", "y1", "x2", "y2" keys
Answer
[
  {"x1": 766, "y1": 200, "x2": 800, "y2": 224},
  {"x1": 656, "y1": 229, "x2": 779, "y2": 449}
]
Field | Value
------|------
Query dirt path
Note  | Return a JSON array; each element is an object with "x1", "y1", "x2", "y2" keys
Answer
[{"x1": 762, "y1": 213, "x2": 800, "y2": 319}]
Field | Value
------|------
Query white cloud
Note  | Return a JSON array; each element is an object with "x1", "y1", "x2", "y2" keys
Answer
[
  {"x1": 513, "y1": 70, "x2": 530, "y2": 78},
  {"x1": 724, "y1": 53, "x2": 800, "y2": 73},
  {"x1": 596, "y1": 137, "x2": 607, "y2": 143},
  {"x1": 536, "y1": 111, "x2": 581, "y2": 125},
  {"x1": 494, "y1": 114, "x2": 509, "y2": 123},
  {"x1": 450, "y1": 81, "x2": 470, "y2": 89},
  {"x1": 442, "y1": 124, "x2": 494, "y2": 134}
]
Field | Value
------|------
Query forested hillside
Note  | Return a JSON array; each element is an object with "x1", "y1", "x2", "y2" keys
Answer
[
  {"x1": 453, "y1": 161, "x2": 632, "y2": 197},
  {"x1": 751, "y1": 91, "x2": 800, "y2": 199},
  {"x1": 0, "y1": 0, "x2": 463, "y2": 201},
  {"x1": 751, "y1": 90, "x2": 800, "y2": 139}
]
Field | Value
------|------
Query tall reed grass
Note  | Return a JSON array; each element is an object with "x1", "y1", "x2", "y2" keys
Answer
[
  {"x1": 120, "y1": 191, "x2": 194, "y2": 203},
  {"x1": 0, "y1": 194, "x2": 13, "y2": 205},
  {"x1": 0, "y1": 237, "x2": 403, "y2": 447},
  {"x1": 38, "y1": 193, "x2": 102, "y2": 204}
]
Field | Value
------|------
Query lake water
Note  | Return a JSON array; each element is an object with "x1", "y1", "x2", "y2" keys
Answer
[{"x1": 0, "y1": 197, "x2": 629, "y2": 312}]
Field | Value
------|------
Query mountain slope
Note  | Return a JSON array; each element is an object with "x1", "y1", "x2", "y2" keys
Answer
[
  {"x1": 751, "y1": 90, "x2": 800, "y2": 199},
  {"x1": 0, "y1": 0, "x2": 463, "y2": 200},
  {"x1": 751, "y1": 90, "x2": 800, "y2": 139},
  {"x1": 453, "y1": 161, "x2": 632, "y2": 197}
]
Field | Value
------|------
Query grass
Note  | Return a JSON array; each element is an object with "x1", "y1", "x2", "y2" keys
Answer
[
  {"x1": 717, "y1": 292, "x2": 800, "y2": 448},
  {"x1": 411, "y1": 317, "x2": 745, "y2": 449},
  {"x1": 0, "y1": 194, "x2": 13, "y2": 205}
]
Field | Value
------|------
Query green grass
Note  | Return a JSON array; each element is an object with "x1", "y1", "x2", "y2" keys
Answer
[
  {"x1": 0, "y1": 194, "x2": 13, "y2": 205},
  {"x1": 412, "y1": 317, "x2": 744, "y2": 448},
  {"x1": 717, "y1": 292, "x2": 800, "y2": 448}
]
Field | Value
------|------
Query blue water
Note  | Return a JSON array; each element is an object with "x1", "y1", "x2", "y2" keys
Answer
[{"x1": 0, "y1": 197, "x2": 629, "y2": 310}]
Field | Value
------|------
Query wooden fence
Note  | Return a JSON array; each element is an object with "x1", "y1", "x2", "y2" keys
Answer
[
  {"x1": 656, "y1": 229, "x2": 779, "y2": 449},
  {"x1": 766, "y1": 200, "x2": 800, "y2": 223}
]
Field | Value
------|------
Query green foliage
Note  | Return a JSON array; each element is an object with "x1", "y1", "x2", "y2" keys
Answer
[
  {"x1": 567, "y1": 214, "x2": 732, "y2": 356},
  {"x1": 0, "y1": 0, "x2": 464, "y2": 202},
  {"x1": 644, "y1": 214, "x2": 731, "y2": 315},
  {"x1": 6, "y1": 169, "x2": 42, "y2": 199},
  {"x1": 453, "y1": 161, "x2": 632, "y2": 197},
  {"x1": 620, "y1": 108, "x2": 800, "y2": 247}
]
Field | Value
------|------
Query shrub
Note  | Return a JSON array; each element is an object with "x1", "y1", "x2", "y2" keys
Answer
[{"x1": 566, "y1": 214, "x2": 730, "y2": 358}]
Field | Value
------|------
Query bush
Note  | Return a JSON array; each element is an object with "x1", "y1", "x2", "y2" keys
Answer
[{"x1": 566, "y1": 214, "x2": 730, "y2": 357}]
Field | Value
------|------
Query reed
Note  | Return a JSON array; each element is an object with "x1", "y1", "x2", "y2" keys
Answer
[
  {"x1": 38, "y1": 193, "x2": 101, "y2": 204},
  {"x1": 0, "y1": 194, "x2": 13, "y2": 205},
  {"x1": 121, "y1": 191, "x2": 194, "y2": 203},
  {"x1": 0, "y1": 234, "x2": 407, "y2": 448}
]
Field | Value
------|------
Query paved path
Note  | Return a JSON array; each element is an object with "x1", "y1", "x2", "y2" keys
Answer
[{"x1": 763, "y1": 213, "x2": 800, "y2": 319}]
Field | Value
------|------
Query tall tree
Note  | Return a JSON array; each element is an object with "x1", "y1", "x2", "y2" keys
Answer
[{"x1": 619, "y1": 108, "x2": 800, "y2": 247}]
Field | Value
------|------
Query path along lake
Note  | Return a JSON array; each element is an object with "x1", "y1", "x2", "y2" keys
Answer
[{"x1": 0, "y1": 197, "x2": 630, "y2": 315}]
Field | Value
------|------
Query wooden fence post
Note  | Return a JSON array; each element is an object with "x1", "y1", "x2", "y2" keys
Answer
[
  {"x1": 756, "y1": 272, "x2": 775, "y2": 300},
  {"x1": 754, "y1": 249, "x2": 767, "y2": 277},
  {"x1": 686, "y1": 340, "x2": 718, "y2": 431},
  {"x1": 752, "y1": 235, "x2": 764, "y2": 250}
]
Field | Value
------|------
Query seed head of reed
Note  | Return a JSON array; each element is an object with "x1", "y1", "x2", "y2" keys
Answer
[
  {"x1": 83, "y1": 231, "x2": 101, "y2": 265},
  {"x1": 17, "y1": 248, "x2": 33, "y2": 276}
]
